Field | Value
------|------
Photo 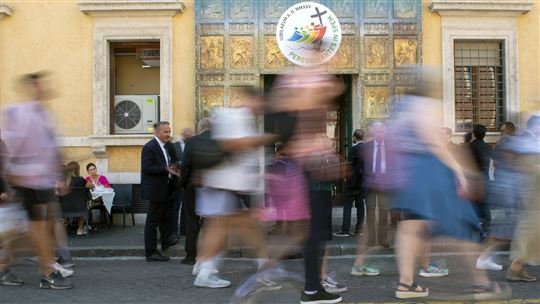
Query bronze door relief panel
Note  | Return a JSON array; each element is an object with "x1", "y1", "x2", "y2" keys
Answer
[{"x1": 195, "y1": 0, "x2": 422, "y2": 127}]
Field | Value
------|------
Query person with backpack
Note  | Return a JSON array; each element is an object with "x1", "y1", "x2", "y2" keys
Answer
[{"x1": 192, "y1": 92, "x2": 277, "y2": 289}]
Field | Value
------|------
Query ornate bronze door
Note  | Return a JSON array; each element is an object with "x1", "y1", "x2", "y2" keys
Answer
[{"x1": 195, "y1": 0, "x2": 422, "y2": 129}]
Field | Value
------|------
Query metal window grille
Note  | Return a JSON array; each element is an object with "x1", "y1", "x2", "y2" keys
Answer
[{"x1": 454, "y1": 40, "x2": 505, "y2": 132}]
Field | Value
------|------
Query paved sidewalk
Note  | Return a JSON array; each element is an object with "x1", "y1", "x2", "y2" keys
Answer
[
  {"x1": 13, "y1": 208, "x2": 508, "y2": 258},
  {"x1": 65, "y1": 207, "x2": 380, "y2": 257}
]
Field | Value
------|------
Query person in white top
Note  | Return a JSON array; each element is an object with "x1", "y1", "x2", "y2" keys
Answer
[{"x1": 193, "y1": 91, "x2": 276, "y2": 289}]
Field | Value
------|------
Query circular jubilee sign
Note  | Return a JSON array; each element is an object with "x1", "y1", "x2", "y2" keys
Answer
[{"x1": 276, "y1": 2, "x2": 342, "y2": 66}]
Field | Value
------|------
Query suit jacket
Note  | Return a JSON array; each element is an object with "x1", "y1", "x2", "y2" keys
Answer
[
  {"x1": 179, "y1": 131, "x2": 211, "y2": 188},
  {"x1": 141, "y1": 138, "x2": 172, "y2": 202},
  {"x1": 361, "y1": 139, "x2": 388, "y2": 193},
  {"x1": 345, "y1": 142, "x2": 364, "y2": 190},
  {"x1": 171, "y1": 141, "x2": 185, "y2": 165}
]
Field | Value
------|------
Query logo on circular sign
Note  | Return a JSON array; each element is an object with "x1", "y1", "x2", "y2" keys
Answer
[{"x1": 276, "y1": 2, "x2": 342, "y2": 66}]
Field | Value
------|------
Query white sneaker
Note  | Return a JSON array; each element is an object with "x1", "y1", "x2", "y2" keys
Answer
[
  {"x1": 476, "y1": 257, "x2": 503, "y2": 271},
  {"x1": 52, "y1": 263, "x2": 74, "y2": 278},
  {"x1": 192, "y1": 262, "x2": 219, "y2": 276},
  {"x1": 322, "y1": 275, "x2": 348, "y2": 294},
  {"x1": 194, "y1": 273, "x2": 231, "y2": 288}
]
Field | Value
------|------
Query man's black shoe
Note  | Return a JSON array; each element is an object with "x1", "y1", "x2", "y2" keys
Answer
[
  {"x1": 146, "y1": 253, "x2": 170, "y2": 262},
  {"x1": 300, "y1": 289, "x2": 342, "y2": 304},
  {"x1": 162, "y1": 241, "x2": 177, "y2": 252},
  {"x1": 180, "y1": 258, "x2": 196, "y2": 265},
  {"x1": 162, "y1": 237, "x2": 180, "y2": 251}
]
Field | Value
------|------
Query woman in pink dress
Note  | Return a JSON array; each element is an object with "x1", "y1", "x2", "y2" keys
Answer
[{"x1": 85, "y1": 163, "x2": 111, "y2": 189}]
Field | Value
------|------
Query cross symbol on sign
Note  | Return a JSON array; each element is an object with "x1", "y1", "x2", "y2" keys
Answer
[{"x1": 310, "y1": 7, "x2": 327, "y2": 25}]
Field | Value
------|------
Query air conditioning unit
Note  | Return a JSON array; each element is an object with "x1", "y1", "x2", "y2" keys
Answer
[{"x1": 113, "y1": 95, "x2": 159, "y2": 134}]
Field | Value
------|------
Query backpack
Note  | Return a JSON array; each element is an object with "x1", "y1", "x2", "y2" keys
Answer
[{"x1": 189, "y1": 132, "x2": 227, "y2": 170}]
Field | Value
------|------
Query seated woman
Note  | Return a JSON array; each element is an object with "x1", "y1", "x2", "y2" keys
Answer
[
  {"x1": 65, "y1": 161, "x2": 93, "y2": 235},
  {"x1": 85, "y1": 163, "x2": 112, "y2": 189}
]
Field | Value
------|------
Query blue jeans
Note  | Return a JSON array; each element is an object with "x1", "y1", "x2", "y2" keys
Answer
[{"x1": 340, "y1": 189, "x2": 365, "y2": 233}]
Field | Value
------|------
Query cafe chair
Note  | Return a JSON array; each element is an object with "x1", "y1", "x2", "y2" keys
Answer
[{"x1": 111, "y1": 184, "x2": 135, "y2": 228}]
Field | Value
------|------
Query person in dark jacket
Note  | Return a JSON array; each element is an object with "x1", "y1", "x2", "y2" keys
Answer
[
  {"x1": 170, "y1": 128, "x2": 193, "y2": 241},
  {"x1": 334, "y1": 129, "x2": 365, "y2": 237},
  {"x1": 469, "y1": 124, "x2": 492, "y2": 242},
  {"x1": 178, "y1": 120, "x2": 209, "y2": 265}
]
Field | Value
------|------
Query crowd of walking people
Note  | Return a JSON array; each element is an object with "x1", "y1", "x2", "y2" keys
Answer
[
  {"x1": 0, "y1": 68, "x2": 539, "y2": 304},
  {"x1": 136, "y1": 66, "x2": 539, "y2": 303}
]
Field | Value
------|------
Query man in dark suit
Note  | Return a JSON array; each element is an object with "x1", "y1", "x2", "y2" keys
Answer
[
  {"x1": 141, "y1": 121, "x2": 179, "y2": 262},
  {"x1": 334, "y1": 129, "x2": 365, "y2": 237},
  {"x1": 178, "y1": 120, "x2": 210, "y2": 265},
  {"x1": 362, "y1": 122, "x2": 390, "y2": 247},
  {"x1": 170, "y1": 128, "x2": 193, "y2": 240}
]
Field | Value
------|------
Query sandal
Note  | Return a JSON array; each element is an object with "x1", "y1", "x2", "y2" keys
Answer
[
  {"x1": 395, "y1": 282, "x2": 429, "y2": 299},
  {"x1": 472, "y1": 282, "x2": 511, "y2": 301}
]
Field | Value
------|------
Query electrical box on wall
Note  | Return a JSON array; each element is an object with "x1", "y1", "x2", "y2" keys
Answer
[{"x1": 113, "y1": 95, "x2": 159, "y2": 134}]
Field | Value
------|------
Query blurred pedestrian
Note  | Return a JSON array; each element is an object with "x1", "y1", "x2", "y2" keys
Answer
[
  {"x1": 141, "y1": 121, "x2": 178, "y2": 262},
  {"x1": 264, "y1": 143, "x2": 310, "y2": 260},
  {"x1": 389, "y1": 82, "x2": 507, "y2": 299},
  {"x1": 268, "y1": 67, "x2": 345, "y2": 304},
  {"x1": 477, "y1": 121, "x2": 519, "y2": 271},
  {"x1": 193, "y1": 92, "x2": 276, "y2": 289},
  {"x1": 415, "y1": 127, "x2": 459, "y2": 279},
  {"x1": 1, "y1": 71, "x2": 73, "y2": 289},
  {"x1": 0, "y1": 138, "x2": 26, "y2": 286},
  {"x1": 506, "y1": 115, "x2": 540, "y2": 282},
  {"x1": 334, "y1": 129, "x2": 365, "y2": 237}
]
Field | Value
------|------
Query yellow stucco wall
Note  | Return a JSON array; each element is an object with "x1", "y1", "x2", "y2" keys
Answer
[
  {"x1": 517, "y1": 3, "x2": 540, "y2": 114},
  {"x1": 172, "y1": 1, "x2": 196, "y2": 135},
  {"x1": 107, "y1": 147, "x2": 142, "y2": 173},
  {"x1": 421, "y1": 0, "x2": 443, "y2": 99},
  {"x1": 1, "y1": 1, "x2": 538, "y2": 176},
  {"x1": 59, "y1": 147, "x2": 95, "y2": 172},
  {"x1": 0, "y1": 0, "x2": 94, "y2": 137}
]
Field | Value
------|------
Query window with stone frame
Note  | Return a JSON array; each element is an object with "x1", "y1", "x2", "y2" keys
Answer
[{"x1": 454, "y1": 40, "x2": 505, "y2": 132}]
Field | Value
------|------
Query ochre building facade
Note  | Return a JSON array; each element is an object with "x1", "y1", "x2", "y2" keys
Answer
[{"x1": 0, "y1": 0, "x2": 538, "y2": 183}]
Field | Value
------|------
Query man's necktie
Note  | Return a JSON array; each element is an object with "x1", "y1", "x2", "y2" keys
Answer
[
  {"x1": 164, "y1": 144, "x2": 171, "y2": 166},
  {"x1": 375, "y1": 143, "x2": 382, "y2": 175}
]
